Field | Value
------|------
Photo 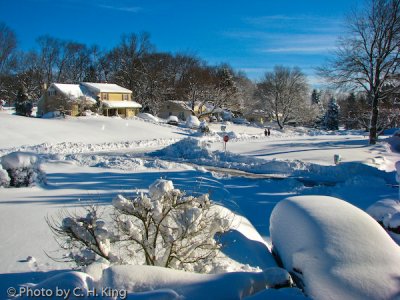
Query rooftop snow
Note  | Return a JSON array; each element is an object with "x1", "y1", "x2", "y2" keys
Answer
[
  {"x1": 52, "y1": 83, "x2": 97, "y2": 103},
  {"x1": 81, "y1": 82, "x2": 132, "y2": 93}
]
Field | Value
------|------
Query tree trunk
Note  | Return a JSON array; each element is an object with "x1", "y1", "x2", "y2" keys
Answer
[
  {"x1": 276, "y1": 114, "x2": 283, "y2": 129},
  {"x1": 369, "y1": 96, "x2": 379, "y2": 145}
]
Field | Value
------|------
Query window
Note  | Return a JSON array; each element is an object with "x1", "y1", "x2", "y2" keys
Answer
[
  {"x1": 123, "y1": 94, "x2": 129, "y2": 101},
  {"x1": 102, "y1": 93, "x2": 109, "y2": 100}
]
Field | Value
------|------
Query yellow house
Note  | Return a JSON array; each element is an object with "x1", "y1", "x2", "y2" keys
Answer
[
  {"x1": 38, "y1": 82, "x2": 142, "y2": 118},
  {"x1": 37, "y1": 83, "x2": 97, "y2": 116},
  {"x1": 81, "y1": 82, "x2": 142, "y2": 118}
]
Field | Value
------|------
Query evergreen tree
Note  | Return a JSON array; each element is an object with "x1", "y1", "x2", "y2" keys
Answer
[
  {"x1": 311, "y1": 89, "x2": 321, "y2": 105},
  {"x1": 324, "y1": 97, "x2": 340, "y2": 130},
  {"x1": 311, "y1": 89, "x2": 325, "y2": 128},
  {"x1": 15, "y1": 84, "x2": 31, "y2": 116}
]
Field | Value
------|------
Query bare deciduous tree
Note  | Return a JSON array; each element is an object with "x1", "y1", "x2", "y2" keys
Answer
[
  {"x1": 319, "y1": 0, "x2": 400, "y2": 144},
  {"x1": 256, "y1": 66, "x2": 310, "y2": 129},
  {"x1": 0, "y1": 22, "x2": 17, "y2": 74}
]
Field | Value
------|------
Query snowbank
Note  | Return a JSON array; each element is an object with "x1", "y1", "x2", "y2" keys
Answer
[
  {"x1": 137, "y1": 113, "x2": 160, "y2": 123},
  {"x1": 13, "y1": 264, "x2": 293, "y2": 299},
  {"x1": 153, "y1": 138, "x2": 396, "y2": 185},
  {"x1": 270, "y1": 195, "x2": 400, "y2": 300}
]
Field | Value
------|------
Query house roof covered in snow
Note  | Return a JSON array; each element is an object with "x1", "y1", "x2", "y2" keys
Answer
[
  {"x1": 102, "y1": 100, "x2": 142, "y2": 109},
  {"x1": 50, "y1": 83, "x2": 97, "y2": 103},
  {"x1": 166, "y1": 100, "x2": 192, "y2": 111},
  {"x1": 81, "y1": 82, "x2": 132, "y2": 94}
]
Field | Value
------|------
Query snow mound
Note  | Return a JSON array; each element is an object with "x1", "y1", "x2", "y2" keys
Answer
[
  {"x1": 137, "y1": 113, "x2": 160, "y2": 123},
  {"x1": 270, "y1": 195, "x2": 400, "y2": 300},
  {"x1": 16, "y1": 271, "x2": 94, "y2": 299},
  {"x1": 186, "y1": 115, "x2": 200, "y2": 129},
  {"x1": 100, "y1": 264, "x2": 291, "y2": 299},
  {"x1": 153, "y1": 138, "x2": 215, "y2": 161},
  {"x1": 0, "y1": 152, "x2": 45, "y2": 187}
]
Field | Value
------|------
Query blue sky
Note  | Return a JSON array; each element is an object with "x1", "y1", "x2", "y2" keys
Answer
[{"x1": 0, "y1": 0, "x2": 361, "y2": 83}]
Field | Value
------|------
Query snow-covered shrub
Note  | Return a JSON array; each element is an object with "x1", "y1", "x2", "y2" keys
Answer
[
  {"x1": 0, "y1": 152, "x2": 45, "y2": 187},
  {"x1": 48, "y1": 179, "x2": 231, "y2": 272},
  {"x1": 113, "y1": 179, "x2": 231, "y2": 272},
  {"x1": 46, "y1": 205, "x2": 113, "y2": 266}
]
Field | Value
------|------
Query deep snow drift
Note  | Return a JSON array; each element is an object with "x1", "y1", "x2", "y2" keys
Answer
[{"x1": 270, "y1": 196, "x2": 400, "y2": 300}]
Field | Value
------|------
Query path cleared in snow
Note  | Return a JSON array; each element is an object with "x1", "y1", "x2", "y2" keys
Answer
[{"x1": 210, "y1": 134, "x2": 390, "y2": 167}]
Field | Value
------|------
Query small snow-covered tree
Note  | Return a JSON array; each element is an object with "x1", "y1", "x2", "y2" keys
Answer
[
  {"x1": 113, "y1": 179, "x2": 230, "y2": 272},
  {"x1": 324, "y1": 97, "x2": 340, "y2": 130},
  {"x1": 48, "y1": 179, "x2": 231, "y2": 272}
]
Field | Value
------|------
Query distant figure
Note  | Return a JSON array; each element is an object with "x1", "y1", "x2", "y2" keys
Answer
[{"x1": 265, "y1": 128, "x2": 271, "y2": 136}]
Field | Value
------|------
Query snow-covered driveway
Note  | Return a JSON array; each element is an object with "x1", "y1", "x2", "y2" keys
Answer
[{"x1": 211, "y1": 134, "x2": 388, "y2": 166}]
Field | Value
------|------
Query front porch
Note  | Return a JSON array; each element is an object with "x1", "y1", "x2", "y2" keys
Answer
[{"x1": 101, "y1": 100, "x2": 142, "y2": 118}]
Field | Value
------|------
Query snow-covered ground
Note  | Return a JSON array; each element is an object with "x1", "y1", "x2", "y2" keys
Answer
[{"x1": 0, "y1": 109, "x2": 399, "y2": 299}]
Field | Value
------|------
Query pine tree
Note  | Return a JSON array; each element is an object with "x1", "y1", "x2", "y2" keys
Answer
[
  {"x1": 311, "y1": 89, "x2": 321, "y2": 105},
  {"x1": 324, "y1": 97, "x2": 340, "y2": 130},
  {"x1": 15, "y1": 84, "x2": 30, "y2": 116}
]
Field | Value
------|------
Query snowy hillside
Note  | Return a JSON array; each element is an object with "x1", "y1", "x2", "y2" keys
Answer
[{"x1": 0, "y1": 110, "x2": 399, "y2": 299}]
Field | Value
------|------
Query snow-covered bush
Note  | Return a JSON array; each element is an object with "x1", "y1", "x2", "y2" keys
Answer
[
  {"x1": 0, "y1": 152, "x2": 45, "y2": 187},
  {"x1": 112, "y1": 179, "x2": 231, "y2": 272},
  {"x1": 48, "y1": 179, "x2": 231, "y2": 272}
]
